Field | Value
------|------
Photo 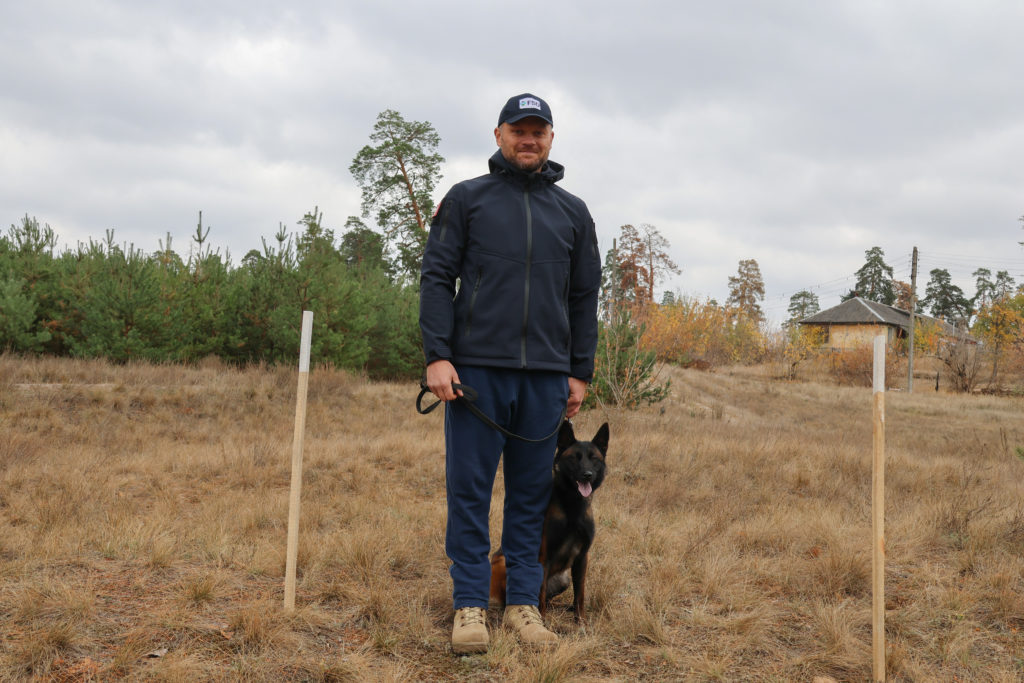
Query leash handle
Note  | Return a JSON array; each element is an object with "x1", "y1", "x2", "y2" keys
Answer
[
  {"x1": 416, "y1": 380, "x2": 565, "y2": 443},
  {"x1": 416, "y1": 381, "x2": 476, "y2": 414}
]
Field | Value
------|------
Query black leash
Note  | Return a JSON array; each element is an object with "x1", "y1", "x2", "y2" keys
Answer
[{"x1": 416, "y1": 381, "x2": 566, "y2": 444}]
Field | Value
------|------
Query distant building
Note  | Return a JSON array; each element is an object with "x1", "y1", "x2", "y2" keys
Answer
[{"x1": 799, "y1": 297, "x2": 965, "y2": 351}]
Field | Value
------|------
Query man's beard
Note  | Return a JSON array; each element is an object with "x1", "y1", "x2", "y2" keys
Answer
[{"x1": 507, "y1": 154, "x2": 546, "y2": 174}]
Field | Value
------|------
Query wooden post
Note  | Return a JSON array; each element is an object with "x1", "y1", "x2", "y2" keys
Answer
[
  {"x1": 284, "y1": 311, "x2": 314, "y2": 612},
  {"x1": 906, "y1": 246, "x2": 918, "y2": 392},
  {"x1": 872, "y1": 335, "x2": 886, "y2": 682}
]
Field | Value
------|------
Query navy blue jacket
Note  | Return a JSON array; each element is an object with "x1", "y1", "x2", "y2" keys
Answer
[{"x1": 419, "y1": 150, "x2": 601, "y2": 381}]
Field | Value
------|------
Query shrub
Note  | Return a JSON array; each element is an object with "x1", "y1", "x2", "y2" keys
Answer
[
  {"x1": 939, "y1": 330, "x2": 982, "y2": 393},
  {"x1": 587, "y1": 307, "x2": 669, "y2": 409},
  {"x1": 828, "y1": 345, "x2": 901, "y2": 388}
]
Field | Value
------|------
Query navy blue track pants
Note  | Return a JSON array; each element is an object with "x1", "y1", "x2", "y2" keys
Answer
[{"x1": 444, "y1": 366, "x2": 568, "y2": 609}]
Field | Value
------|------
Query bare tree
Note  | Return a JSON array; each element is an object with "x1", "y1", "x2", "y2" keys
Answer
[{"x1": 939, "y1": 329, "x2": 981, "y2": 393}]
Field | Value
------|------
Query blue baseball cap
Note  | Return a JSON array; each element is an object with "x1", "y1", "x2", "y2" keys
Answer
[{"x1": 497, "y1": 93, "x2": 553, "y2": 126}]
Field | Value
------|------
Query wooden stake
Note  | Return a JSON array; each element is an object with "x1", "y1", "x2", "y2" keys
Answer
[
  {"x1": 872, "y1": 335, "x2": 886, "y2": 682},
  {"x1": 906, "y1": 246, "x2": 918, "y2": 392},
  {"x1": 284, "y1": 311, "x2": 313, "y2": 612}
]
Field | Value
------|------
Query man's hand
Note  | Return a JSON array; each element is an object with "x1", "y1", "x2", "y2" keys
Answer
[
  {"x1": 426, "y1": 360, "x2": 463, "y2": 402},
  {"x1": 567, "y1": 377, "x2": 587, "y2": 419}
]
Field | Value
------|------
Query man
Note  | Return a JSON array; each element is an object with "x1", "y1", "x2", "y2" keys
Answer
[{"x1": 419, "y1": 93, "x2": 601, "y2": 654}]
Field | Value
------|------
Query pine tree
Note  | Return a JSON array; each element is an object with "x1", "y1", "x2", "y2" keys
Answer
[
  {"x1": 66, "y1": 232, "x2": 169, "y2": 361},
  {"x1": 340, "y1": 216, "x2": 390, "y2": 275},
  {"x1": 175, "y1": 213, "x2": 241, "y2": 361},
  {"x1": 921, "y1": 268, "x2": 971, "y2": 325},
  {"x1": 349, "y1": 110, "x2": 444, "y2": 281},
  {"x1": 973, "y1": 268, "x2": 1016, "y2": 314},
  {"x1": 612, "y1": 223, "x2": 679, "y2": 306},
  {"x1": 727, "y1": 259, "x2": 766, "y2": 323},
  {"x1": 1, "y1": 215, "x2": 62, "y2": 352},
  {"x1": 587, "y1": 306, "x2": 669, "y2": 408},
  {"x1": 844, "y1": 246, "x2": 895, "y2": 304},
  {"x1": 598, "y1": 239, "x2": 623, "y2": 322},
  {"x1": 786, "y1": 289, "x2": 819, "y2": 326},
  {"x1": 0, "y1": 276, "x2": 52, "y2": 351}
]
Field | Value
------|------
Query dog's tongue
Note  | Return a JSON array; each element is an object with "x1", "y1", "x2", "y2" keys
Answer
[{"x1": 577, "y1": 481, "x2": 593, "y2": 498}]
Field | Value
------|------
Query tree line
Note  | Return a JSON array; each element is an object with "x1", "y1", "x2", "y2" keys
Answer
[
  {"x1": 0, "y1": 211, "x2": 422, "y2": 379},
  {"x1": 3, "y1": 108, "x2": 1022, "y2": 397},
  {"x1": 0, "y1": 109, "x2": 442, "y2": 379},
  {"x1": 601, "y1": 233, "x2": 1024, "y2": 393},
  {"x1": 784, "y1": 245, "x2": 1023, "y2": 328}
]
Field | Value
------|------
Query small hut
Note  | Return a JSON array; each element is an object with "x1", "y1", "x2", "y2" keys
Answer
[{"x1": 799, "y1": 297, "x2": 962, "y2": 351}]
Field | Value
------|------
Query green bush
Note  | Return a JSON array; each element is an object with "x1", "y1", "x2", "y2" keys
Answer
[
  {"x1": 586, "y1": 307, "x2": 670, "y2": 409},
  {"x1": 0, "y1": 214, "x2": 423, "y2": 379}
]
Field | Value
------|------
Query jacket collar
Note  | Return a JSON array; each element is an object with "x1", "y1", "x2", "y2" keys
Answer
[{"x1": 488, "y1": 150, "x2": 564, "y2": 187}]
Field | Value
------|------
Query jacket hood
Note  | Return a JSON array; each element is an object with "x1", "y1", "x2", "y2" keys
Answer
[{"x1": 488, "y1": 150, "x2": 565, "y2": 185}]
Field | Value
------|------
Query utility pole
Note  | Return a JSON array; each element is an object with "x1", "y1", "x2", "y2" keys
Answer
[{"x1": 907, "y1": 247, "x2": 918, "y2": 392}]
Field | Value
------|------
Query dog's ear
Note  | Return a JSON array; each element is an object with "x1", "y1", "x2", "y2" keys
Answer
[
  {"x1": 591, "y1": 422, "x2": 609, "y2": 455},
  {"x1": 557, "y1": 420, "x2": 576, "y2": 452}
]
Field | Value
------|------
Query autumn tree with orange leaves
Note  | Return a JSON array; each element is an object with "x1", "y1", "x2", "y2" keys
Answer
[
  {"x1": 641, "y1": 296, "x2": 733, "y2": 365},
  {"x1": 611, "y1": 223, "x2": 680, "y2": 309},
  {"x1": 973, "y1": 292, "x2": 1024, "y2": 385}
]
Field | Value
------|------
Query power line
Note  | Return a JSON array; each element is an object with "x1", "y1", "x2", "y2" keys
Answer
[
  {"x1": 770, "y1": 274, "x2": 856, "y2": 302},
  {"x1": 923, "y1": 250, "x2": 1024, "y2": 265},
  {"x1": 769, "y1": 259, "x2": 914, "y2": 309}
]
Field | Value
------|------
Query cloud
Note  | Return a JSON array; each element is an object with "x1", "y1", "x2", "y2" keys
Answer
[{"x1": 2, "y1": 0, "x2": 1023, "y2": 326}]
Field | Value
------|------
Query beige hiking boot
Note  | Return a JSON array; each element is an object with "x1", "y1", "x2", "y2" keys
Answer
[
  {"x1": 451, "y1": 607, "x2": 488, "y2": 654},
  {"x1": 503, "y1": 604, "x2": 558, "y2": 647}
]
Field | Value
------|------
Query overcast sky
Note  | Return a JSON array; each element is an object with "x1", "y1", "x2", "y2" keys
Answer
[{"x1": 3, "y1": 1, "x2": 1023, "y2": 324}]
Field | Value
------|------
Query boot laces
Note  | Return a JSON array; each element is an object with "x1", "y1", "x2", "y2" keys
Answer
[
  {"x1": 458, "y1": 607, "x2": 486, "y2": 627},
  {"x1": 514, "y1": 605, "x2": 543, "y2": 626}
]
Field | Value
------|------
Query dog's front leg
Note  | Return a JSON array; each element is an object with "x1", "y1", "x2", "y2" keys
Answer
[{"x1": 570, "y1": 553, "x2": 588, "y2": 625}]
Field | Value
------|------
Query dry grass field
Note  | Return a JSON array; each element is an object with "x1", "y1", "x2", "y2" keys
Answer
[{"x1": 2, "y1": 354, "x2": 1024, "y2": 681}]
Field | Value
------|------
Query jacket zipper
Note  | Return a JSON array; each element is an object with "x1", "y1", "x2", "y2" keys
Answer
[
  {"x1": 465, "y1": 268, "x2": 482, "y2": 336},
  {"x1": 521, "y1": 188, "x2": 532, "y2": 367}
]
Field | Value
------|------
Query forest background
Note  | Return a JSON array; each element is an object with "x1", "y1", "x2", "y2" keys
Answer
[{"x1": 2, "y1": 110, "x2": 1023, "y2": 396}]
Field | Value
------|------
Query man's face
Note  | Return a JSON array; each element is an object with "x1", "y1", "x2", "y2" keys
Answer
[{"x1": 494, "y1": 117, "x2": 554, "y2": 173}]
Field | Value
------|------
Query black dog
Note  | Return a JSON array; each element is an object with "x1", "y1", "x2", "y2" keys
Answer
[{"x1": 490, "y1": 421, "x2": 609, "y2": 623}]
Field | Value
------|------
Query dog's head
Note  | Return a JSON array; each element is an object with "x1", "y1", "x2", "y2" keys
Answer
[{"x1": 553, "y1": 421, "x2": 609, "y2": 499}]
